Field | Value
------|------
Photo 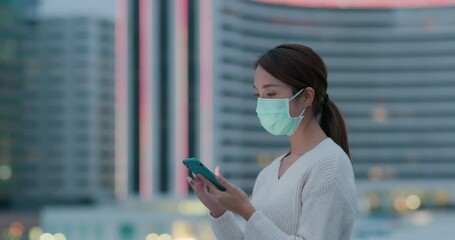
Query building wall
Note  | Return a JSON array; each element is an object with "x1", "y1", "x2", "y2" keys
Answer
[
  {"x1": 18, "y1": 16, "x2": 115, "y2": 205},
  {"x1": 0, "y1": 0, "x2": 25, "y2": 206},
  {"x1": 209, "y1": 0, "x2": 455, "y2": 194}
]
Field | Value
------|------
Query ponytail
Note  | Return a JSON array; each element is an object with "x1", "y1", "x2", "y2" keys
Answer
[{"x1": 319, "y1": 96, "x2": 350, "y2": 159}]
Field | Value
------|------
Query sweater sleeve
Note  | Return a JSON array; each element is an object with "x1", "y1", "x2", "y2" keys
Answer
[
  {"x1": 209, "y1": 163, "x2": 272, "y2": 240},
  {"x1": 244, "y1": 179, "x2": 356, "y2": 240},
  {"x1": 210, "y1": 210, "x2": 244, "y2": 240}
]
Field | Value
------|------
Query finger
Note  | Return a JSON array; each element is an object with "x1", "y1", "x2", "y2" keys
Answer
[
  {"x1": 198, "y1": 174, "x2": 221, "y2": 194},
  {"x1": 193, "y1": 174, "x2": 204, "y2": 185},
  {"x1": 214, "y1": 166, "x2": 221, "y2": 176},
  {"x1": 187, "y1": 177, "x2": 202, "y2": 191},
  {"x1": 215, "y1": 174, "x2": 232, "y2": 191},
  {"x1": 197, "y1": 174, "x2": 212, "y2": 186},
  {"x1": 187, "y1": 177, "x2": 195, "y2": 188}
]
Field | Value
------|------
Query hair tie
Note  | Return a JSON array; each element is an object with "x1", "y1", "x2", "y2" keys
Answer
[{"x1": 324, "y1": 93, "x2": 329, "y2": 104}]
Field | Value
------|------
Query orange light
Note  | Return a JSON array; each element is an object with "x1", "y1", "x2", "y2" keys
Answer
[
  {"x1": 9, "y1": 222, "x2": 24, "y2": 236},
  {"x1": 394, "y1": 196, "x2": 407, "y2": 212}
]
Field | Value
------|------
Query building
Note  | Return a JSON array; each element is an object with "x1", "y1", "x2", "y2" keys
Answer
[
  {"x1": 17, "y1": 16, "x2": 116, "y2": 206},
  {"x1": 0, "y1": 0, "x2": 40, "y2": 208},
  {"x1": 205, "y1": 0, "x2": 455, "y2": 201},
  {"x1": 115, "y1": 0, "x2": 455, "y2": 202},
  {"x1": 115, "y1": 0, "x2": 200, "y2": 198}
]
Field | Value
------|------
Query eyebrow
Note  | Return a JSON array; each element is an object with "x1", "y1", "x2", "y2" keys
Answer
[{"x1": 253, "y1": 84, "x2": 282, "y2": 89}]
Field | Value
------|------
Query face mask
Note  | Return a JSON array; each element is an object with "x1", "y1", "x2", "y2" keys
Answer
[{"x1": 256, "y1": 89, "x2": 305, "y2": 136}]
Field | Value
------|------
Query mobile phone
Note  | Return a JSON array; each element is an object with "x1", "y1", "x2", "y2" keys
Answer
[{"x1": 183, "y1": 157, "x2": 227, "y2": 191}]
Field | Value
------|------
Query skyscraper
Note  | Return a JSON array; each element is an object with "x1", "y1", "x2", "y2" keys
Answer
[
  {"x1": 0, "y1": 0, "x2": 23, "y2": 208},
  {"x1": 204, "y1": 0, "x2": 455, "y2": 197},
  {"x1": 17, "y1": 16, "x2": 116, "y2": 206},
  {"x1": 115, "y1": 0, "x2": 199, "y2": 198}
]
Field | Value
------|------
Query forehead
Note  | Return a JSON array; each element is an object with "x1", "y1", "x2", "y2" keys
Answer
[{"x1": 253, "y1": 66, "x2": 286, "y2": 88}]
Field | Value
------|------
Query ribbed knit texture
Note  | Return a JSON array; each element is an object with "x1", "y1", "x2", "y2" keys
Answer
[{"x1": 210, "y1": 138, "x2": 357, "y2": 240}]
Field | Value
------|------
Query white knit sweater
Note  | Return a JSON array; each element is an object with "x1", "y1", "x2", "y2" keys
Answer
[{"x1": 210, "y1": 138, "x2": 357, "y2": 240}]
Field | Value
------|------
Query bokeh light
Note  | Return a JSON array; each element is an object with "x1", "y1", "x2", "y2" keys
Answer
[
  {"x1": 410, "y1": 211, "x2": 434, "y2": 226},
  {"x1": 29, "y1": 226, "x2": 43, "y2": 240},
  {"x1": 368, "y1": 167, "x2": 383, "y2": 181},
  {"x1": 39, "y1": 233, "x2": 54, "y2": 240},
  {"x1": 146, "y1": 233, "x2": 160, "y2": 240},
  {"x1": 9, "y1": 222, "x2": 24, "y2": 237},
  {"x1": 371, "y1": 106, "x2": 388, "y2": 122},
  {"x1": 0, "y1": 165, "x2": 12, "y2": 180},
  {"x1": 158, "y1": 233, "x2": 172, "y2": 240},
  {"x1": 394, "y1": 196, "x2": 407, "y2": 212},
  {"x1": 53, "y1": 233, "x2": 67, "y2": 240},
  {"x1": 406, "y1": 195, "x2": 421, "y2": 210}
]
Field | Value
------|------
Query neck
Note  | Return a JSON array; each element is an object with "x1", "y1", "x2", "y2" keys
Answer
[{"x1": 288, "y1": 117, "x2": 327, "y2": 156}]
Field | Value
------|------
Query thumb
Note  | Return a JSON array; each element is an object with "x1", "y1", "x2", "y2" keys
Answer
[{"x1": 214, "y1": 166, "x2": 221, "y2": 176}]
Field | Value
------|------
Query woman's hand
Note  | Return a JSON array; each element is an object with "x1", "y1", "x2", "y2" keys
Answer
[
  {"x1": 187, "y1": 174, "x2": 226, "y2": 218},
  {"x1": 198, "y1": 174, "x2": 256, "y2": 221}
]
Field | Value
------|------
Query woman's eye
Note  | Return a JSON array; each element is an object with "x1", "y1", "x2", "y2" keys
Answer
[
  {"x1": 254, "y1": 93, "x2": 260, "y2": 97},
  {"x1": 266, "y1": 93, "x2": 276, "y2": 97}
]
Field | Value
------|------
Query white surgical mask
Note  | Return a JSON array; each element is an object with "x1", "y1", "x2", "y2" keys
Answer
[{"x1": 256, "y1": 89, "x2": 305, "y2": 136}]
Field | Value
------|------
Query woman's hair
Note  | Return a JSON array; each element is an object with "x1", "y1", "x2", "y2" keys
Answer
[{"x1": 255, "y1": 43, "x2": 350, "y2": 158}]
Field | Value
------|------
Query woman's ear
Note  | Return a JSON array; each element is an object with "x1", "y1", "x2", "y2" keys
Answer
[{"x1": 301, "y1": 87, "x2": 315, "y2": 107}]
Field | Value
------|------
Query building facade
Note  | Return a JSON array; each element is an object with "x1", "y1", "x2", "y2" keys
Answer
[
  {"x1": 18, "y1": 16, "x2": 116, "y2": 206},
  {"x1": 205, "y1": 0, "x2": 455, "y2": 199},
  {"x1": 115, "y1": 0, "x2": 455, "y2": 204},
  {"x1": 0, "y1": 0, "x2": 40, "y2": 208},
  {"x1": 0, "y1": 0, "x2": 23, "y2": 207}
]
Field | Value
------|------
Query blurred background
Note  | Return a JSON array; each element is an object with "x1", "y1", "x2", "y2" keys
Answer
[{"x1": 1, "y1": 0, "x2": 455, "y2": 239}]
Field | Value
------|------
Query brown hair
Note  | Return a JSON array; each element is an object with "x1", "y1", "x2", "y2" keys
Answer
[{"x1": 255, "y1": 43, "x2": 350, "y2": 158}]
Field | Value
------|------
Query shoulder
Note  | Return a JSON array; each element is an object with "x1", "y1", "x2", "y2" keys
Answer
[
  {"x1": 304, "y1": 138, "x2": 355, "y2": 190},
  {"x1": 302, "y1": 139, "x2": 357, "y2": 208}
]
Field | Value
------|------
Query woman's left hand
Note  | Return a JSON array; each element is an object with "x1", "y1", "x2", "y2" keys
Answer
[{"x1": 198, "y1": 174, "x2": 256, "y2": 220}]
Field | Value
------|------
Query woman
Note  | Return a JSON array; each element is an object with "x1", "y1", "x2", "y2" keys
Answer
[{"x1": 188, "y1": 44, "x2": 356, "y2": 240}]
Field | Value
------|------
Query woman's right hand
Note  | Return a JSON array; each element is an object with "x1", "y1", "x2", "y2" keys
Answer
[{"x1": 187, "y1": 174, "x2": 226, "y2": 218}]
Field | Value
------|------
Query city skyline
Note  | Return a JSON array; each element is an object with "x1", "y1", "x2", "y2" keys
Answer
[{"x1": 1, "y1": 0, "x2": 455, "y2": 239}]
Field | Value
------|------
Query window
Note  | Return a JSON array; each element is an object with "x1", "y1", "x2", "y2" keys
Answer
[
  {"x1": 74, "y1": 90, "x2": 89, "y2": 98},
  {"x1": 74, "y1": 31, "x2": 89, "y2": 39},
  {"x1": 75, "y1": 119, "x2": 89, "y2": 128},
  {"x1": 76, "y1": 178, "x2": 89, "y2": 187},
  {"x1": 74, "y1": 149, "x2": 90, "y2": 158},
  {"x1": 49, "y1": 164, "x2": 63, "y2": 172},
  {"x1": 47, "y1": 149, "x2": 64, "y2": 158},
  {"x1": 49, "y1": 179, "x2": 64, "y2": 188},
  {"x1": 49, "y1": 134, "x2": 65, "y2": 144},
  {"x1": 48, "y1": 47, "x2": 65, "y2": 55},
  {"x1": 48, "y1": 105, "x2": 64, "y2": 114},
  {"x1": 75, "y1": 134, "x2": 89, "y2": 142},
  {"x1": 75, "y1": 46, "x2": 89, "y2": 54},
  {"x1": 75, "y1": 165, "x2": 89, "y2": 172},
  {"x1": 75, "y1": 104, "x2": 89, "y2": 113}
]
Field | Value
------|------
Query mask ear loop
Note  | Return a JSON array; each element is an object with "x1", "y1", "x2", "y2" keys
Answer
[
  {"x1": 289, "y1": 89, "x2": 306, "y2": 117},
  {"x1": 289, "y1": 89, "x2": 304, "y2": 101}
]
